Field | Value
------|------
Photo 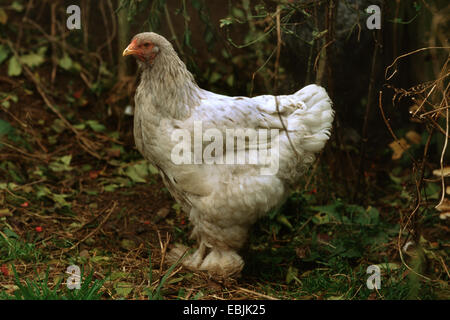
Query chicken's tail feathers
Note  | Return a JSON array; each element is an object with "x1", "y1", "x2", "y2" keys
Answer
[{"x1": 288, "y1": 84, "x2": 334, "y2": 153}]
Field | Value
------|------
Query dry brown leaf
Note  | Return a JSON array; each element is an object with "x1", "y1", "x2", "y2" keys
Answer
[
  {"x1": 435, "y1": 198, "x2": 450, "y2": 212},
  {"x1": 405, "y1": 130, "x2": 422, "y2": 144},
  {"x1": 409, "y1": 104, "x2": 423, "y2": 123},
  {"x1": 439, "y1": 212, "x2": 450, "y2": 220},
  {"x1": 0, "y1": 208, "x2": 12, "y2": 217},
  {"x1": 432, "y1": 167, "x2": 450, "y2": 177},
  {"x1": 409, "y1": 103, "x2": 420, "y2": 114},
  {"x1": 389, "y1": 138, "x2": 410, "y2": 160},
  {"x1": 157, "y1": 207, "x2": 170, "y2": 218}
]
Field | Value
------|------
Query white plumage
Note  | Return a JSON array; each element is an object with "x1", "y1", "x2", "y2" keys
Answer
[{"x1": 124, "y1": 32, "x2": 334, "y2": 277}]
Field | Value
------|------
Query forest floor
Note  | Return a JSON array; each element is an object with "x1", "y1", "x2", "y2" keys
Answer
[{"x1": 0, "y1": 72, "x2": 448, "y2": 300}]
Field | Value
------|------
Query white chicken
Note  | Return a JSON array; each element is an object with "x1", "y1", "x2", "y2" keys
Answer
[{"x1": 123, "y1": 32, "x2": 334, "y2": 277}]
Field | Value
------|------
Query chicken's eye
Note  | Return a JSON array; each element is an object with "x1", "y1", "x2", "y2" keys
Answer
[{"x1": 143, "y1": 43, "x2": 151, "y2": 48}]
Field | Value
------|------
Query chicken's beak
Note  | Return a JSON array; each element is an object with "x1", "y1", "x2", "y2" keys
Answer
[{"x1": 123, "y1": 44, "x2": 139, "y2": 56}]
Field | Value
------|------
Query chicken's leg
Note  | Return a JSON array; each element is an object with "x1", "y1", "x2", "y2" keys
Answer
[{"x1": 199, "y1": 248, "x2": 244, "y2": 277}]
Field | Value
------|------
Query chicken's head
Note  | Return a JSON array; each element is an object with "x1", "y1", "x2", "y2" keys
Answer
[{"x1": 122, "y1": 32, "x2": 165, "y2": 65}]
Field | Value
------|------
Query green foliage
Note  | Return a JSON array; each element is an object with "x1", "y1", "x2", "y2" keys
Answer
[
  {"x1": 0, "y1": 265, "x2": 106, "y2": 300},
  {"x1": 0, "y1": 228, "x2": 42, "y2": 263},
  {"x1": 145, "y1": 250, "x2": 185, "y2": 300}
]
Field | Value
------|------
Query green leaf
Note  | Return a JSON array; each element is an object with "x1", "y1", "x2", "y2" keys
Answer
[
  {"x1": 413, "y1": 2, "x2": 422, "y2": 12},
  {"x1": 148, "y1": 164, "x2": 159, "y2": 175},
  {"x1": 0, "y1": 44, "x2": 9, "y2": 65},
  {"x1": 50, "y1": 193, "x2": 71, "y2": 208},
  {"x1": 86, "y1": 120, "x2": 106, "y2": 132},
  {"x1": 209, "y1": 72, "x2": 222, "y2": 83},
  {"x1": 376, "y1": 262, "x2": 400, "y2": 271},
  {"x1": 232, "y1": 7, "x2": 245, "y2": 19},
  {"x1": 7, "y1": 56, "x2": 22, "y2": 77},
  {"x1": 125, "y1": 163, "x2": 149, "y2": 183},
  {"x1": 1, "y1": 100, "x2": 10, "y2": 108},
  {"x1": 285, "y1": 266, "x2": 299, "y2": 284},
  {"x1": 354, "y1": 206, "x2": 379, "y2": 226},
  {"x1": 3, "y1": 227, "x2": 19, "y2": 239},
  {"x1": 120, "y1": 239, "x2": 136, "y2": 250},
  {"x1": 422, "y1": 182, "x2": 440, "y2": 200},
  {"x1": 20, "y1": 47, "x2": 47, "y2": 68},
  {"x1": 60, "y1": 155, "x2": 72, "y2": 166},
  {"x1": 51, "y1": 119, "x2": 66, "y2": 133},
  {"x1": 83, "y1": 189, "x2": 98, "y2": 196},
  {"x1": 58, "y1": 53, "x2": 73, "y2": 71},
  {"x1": 0, "y1": 119, "x2": 13, "y2": 137},
  {"x1": 49, "y1": 155, "x2": 73, "y2": 172},
  {"x1": 219, "y1": 17, "x2": 233, "y2": 28},
  {"x1": 11, "y1": 1, "x2": 24, "y2": 12},
  {"x1": 73, "y1": 123, "x2": 86, "y2": 130},
  {"x1": 104, "y1": 184, "x2": 118, "y2": 192},
  {"x1": 276, "y1": 214, "x2": 293, "y2": 230},
  {"x1": 91, "y1": 255, "x2": 110, "y2": 263},
  {"x1": 226, "y1": 74, "x2": 234, "y2": 87},
  {"x1": 36, "y1": 186, "x2": 51, "y2": 198},
  {"x1": 114, "y1": 282, "x2": 133, "y2": 298},
  {"x1": 110, "y1": 272, "x2": 128, "y2": 281}
]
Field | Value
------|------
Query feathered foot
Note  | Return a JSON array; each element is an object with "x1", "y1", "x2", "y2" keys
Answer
[
  {"x1": 166, "y1": 244, "x2": 243, "y2": 278},
  {"x1": 199, "y1": 248, "x2": 243, "y2": 277}
]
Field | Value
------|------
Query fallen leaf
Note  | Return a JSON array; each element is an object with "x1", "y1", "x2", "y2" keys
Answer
[
  {"x1": 432, "y1": 167, "x2": 450, "y2": 177},
  {"x1": 106, "y1": 148, "x2": 121, "y2": 158},
  {"x1": 20, "y1": 47, "x2": 47, "y2": 68},
  {"x1": 86, "y1": 120, "x2": 106, "y2": 132},
  {"x1": 0, "y1": 8, "x2": 7, "y2": 24},
  {"x1": 110, "y1": 272, "x2": 128, "y2": 281},
  {"x1": 0, "y1": 44, "x2": 9, "y2": 65},
  {"x1": 7, "y1": 56, "x2": 21, "y2": 77},
  {"x1": 114, "y1": 282, "x2": 133, "y2": 297},
  {"x1": 389, "y1": 138, "x2": 410, "y2": 160},
  {"x1": 79, "y1": 250, "x2": 90, "y2": 259},
  {"x1": 153, "y1": 207, "x2": 171, "y2": 223},
  {"x1": 435, "y1": 198, "x2": 450, "y2": 212},
  {"x1": 405, "y1": 130, "x2": 421, "y2": 144},
  {"x1": 157, "y1": 207, "x2": 170, "y2": 218},
  {"x1": 0, "y1": 208, "x2": 12, "y2": 217},
  {"x1": 439, "y1": 212, "x2": 450, "y2": 220},
  {"x1": 120, "y1": 239, "x2": 136, "y2": 250},
  {"x1": 89, "y1": 170, "x2": 100, "y2": 179},
  {"x1": 59, "y1": 53, "x2": 73, "y2": 71}
]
